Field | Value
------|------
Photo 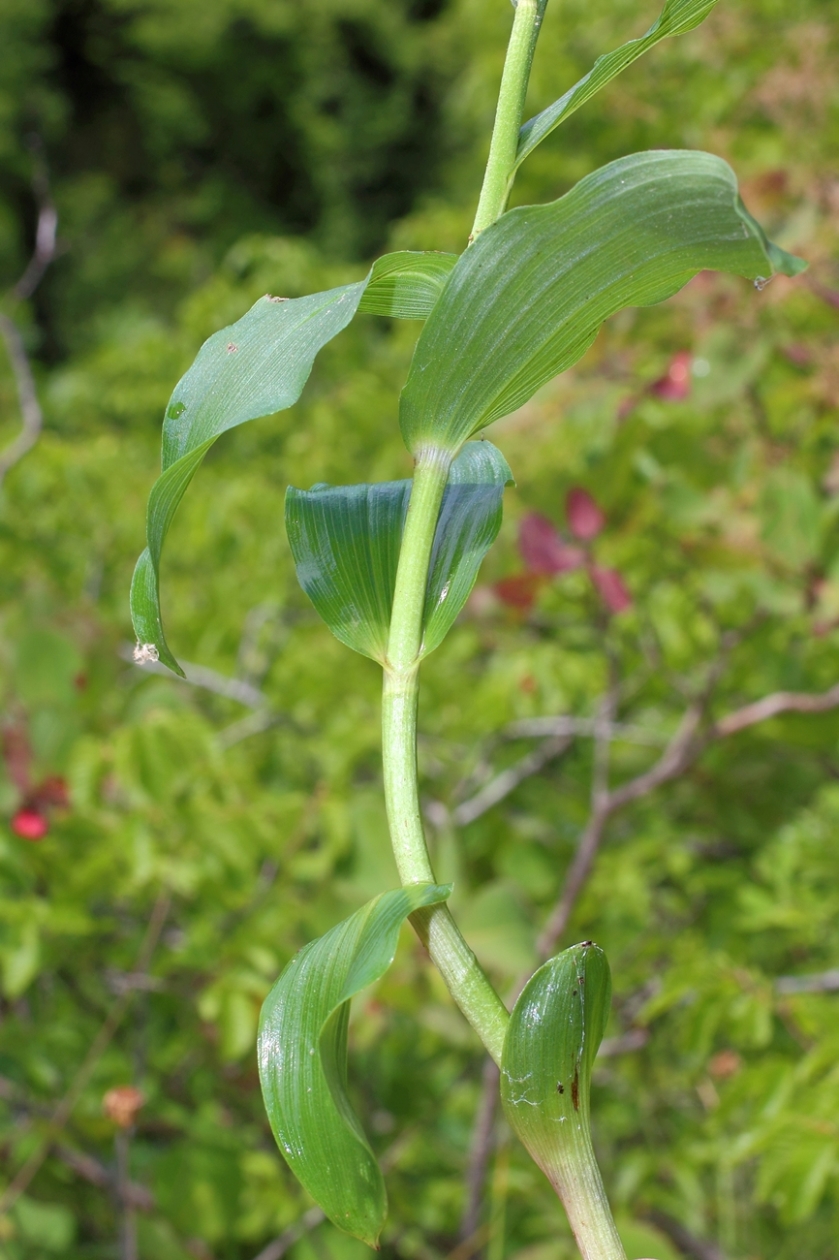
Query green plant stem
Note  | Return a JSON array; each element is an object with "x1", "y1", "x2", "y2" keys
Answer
[
  {"x1": 470, "y1": 0, "x2": 546, "y2": 240},
  {"x1": 541, "y1": 1122, "x2": 627, "y2": 1260},
  {"x1": 383, "y1": 449, "x2": 509, "y2": 1066}
]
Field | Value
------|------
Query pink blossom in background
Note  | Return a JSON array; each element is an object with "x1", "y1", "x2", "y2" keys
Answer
[
  {"x1": 590, "y1": 566, "x2": 632, "y2": 614},
  {"x1": 566, "y1": 488, "x2": 605, "y2": 540},
  {"x1": 12, "y1": 809, "x2": 49, "y2": 841},
  {"x1": 650, "y1": 350, "x2": 692, "y2": 401},
  {"x1": 519, "y1": 513, "x2": 585, "y2": 575}
]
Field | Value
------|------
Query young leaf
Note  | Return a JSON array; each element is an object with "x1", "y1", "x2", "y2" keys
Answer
[
  {"x1": 359, "y1": 250, "x2": 458, "y2": 320},
  {"x1": 286, "y1": 440, "x2": 513, "y2": 663},
  {"x1": 516, "y1": 0, "x2": 721, "y2": 172},
  {"x1": 258, "y1": 882, "x2": 451, "y2": 1247},
  {"x1": 501, "y1": 943, "x2": 625, "y2": 1260},
  {"x1": 130, "y1": 252, "x2": 458, "y2": 675},
  {"x1": 399, "y1": 150, "x2": 806, "y2": 456}
]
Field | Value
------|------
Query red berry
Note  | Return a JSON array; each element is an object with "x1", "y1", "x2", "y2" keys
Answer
[{"x1": 11, "y1": 809, "x2": 49, "y2": 841}]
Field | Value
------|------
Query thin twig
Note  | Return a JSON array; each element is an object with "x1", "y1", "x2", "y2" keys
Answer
[
  {"x1": 0, "y1": 891, "x2": 171, "y2": 1213},
  {"x1": 775, "y1": 968, "x2": 839, "y2": 995},
  {"x1": 13, "y1": 142, "x2": 59, "y2": 302},
  {"x1": 122, "y1": 645, "x2": 269, "y2": 709},
  {"x1": 459, "y1": 1058, "x2": 501, "y2": 1243},
  {"x1": 0, "y1": 314, "x2": 44, "y2": 486},
  {"x1": 452, "y1": 735, "x2": 573, "y2": 826},
  {"x1": 643, "y1": 1208, "x2": 726, "y2": 1260},
  {"x1": 54, "y1": 1143, "x2": 154, "y2": 1211},
  {"x1": 116, "y1": 1130, "x2": 138, "y2": 1260},
  {"x1": 506, "y1": 715, "x2": 664, "y2": 745}
]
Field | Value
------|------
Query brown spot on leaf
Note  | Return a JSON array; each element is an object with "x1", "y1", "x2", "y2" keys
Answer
[
  {"x1": 226, "y1": 343, "x2": 238, "y2": 353},
  {"x1": 557, "y1": 1082, "x2": 564, "y2": 1094},
  {"x1": 571, "y1": 1071, "x2": 580, "y2": 1111}
]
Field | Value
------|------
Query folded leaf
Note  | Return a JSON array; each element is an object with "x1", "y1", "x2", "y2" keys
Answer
[
  {"x1": 258, "y1": 882, "x2": 451, "y2": 1246},
  {"x1": 286, "y1": 440, "x2": 513, "y2": 662},
  {"x1": 130, "y1": 252, "x2": 458, "y2": 674},
  {"x1": 516, "y1": 0, "x2": 720, "y2": 173},
  {"x1": 501, "y1": 943, "x2": 624, "y2": 1259},
  {"x1": 359, "y1": 251, "x2": 458, "y2": 320},
  {"x1": 399, "y1": 150, "x2": 806, "y2": 455}
]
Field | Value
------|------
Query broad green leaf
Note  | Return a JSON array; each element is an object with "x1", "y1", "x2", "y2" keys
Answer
[
  {"x1": 516, "y1": 0, "x2": 721, "y2": 172},
  {"x1": 399, "y1": 150, "x2": 806, "y2": 455},
  {"x1": 359, "y1": 250, "x2": 458, "y2": 319},
  {"x1": 258, "y1": 882, "x2": 451, "y2": 1247},
  {"x1": 501, "y1": 944, "x2": 621, "y2": 1252},
  {"x1": 286, "y1": 440, "x2": 513, "y2": 662},
  {"x1": 130, "y1": 252, "x2": 458, "y2": 675}
]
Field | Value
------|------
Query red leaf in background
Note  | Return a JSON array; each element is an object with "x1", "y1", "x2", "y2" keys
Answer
[
  {"x1": 12, "y1": 809, "x2": 49, "y2": 841},
  {"x1": 1, "y1": 724, "x2": 32, "y2": 794},
  {"x1": 519, "y1": 513, "x2": 585, "y2": 575},
  {"x1": 591, "y1": 566, "x2": 632, "y2": 614},
  {"x1": 566, "y1": 488, "x2": 606, "y2": 540},
  {"x1": 31, "y1": 776, "x2": 70, "y2": 809},
  {"x1": 494, "y1": 573, "x2": 543, "y2": 611},
  {"x1": 650, "y1": 350, "x2": 692, "y2": 401}
]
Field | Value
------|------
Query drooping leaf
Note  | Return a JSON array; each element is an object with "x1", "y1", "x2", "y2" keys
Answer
[
  {"x1": 130, "y1": 252, "x2": 459, "y2": 674},
  {"x1": 501, "y1": 943, "x2": 624, "y2": 1256},
  {"x1": 516, "y1": 0, "x2": 721, "y2": 173},
  {"x1": 258, "y1": 882, "x2": 451, "y2": 1247},
  {"x1": 359, "y1": 251, "x2": 458, "y2": 320},
  {"x1": 399, "y1": 150, "x2": 806, "y2": 456},
  {"x1": 285, "y1": 440, "x2": 513, "y2": 663}
]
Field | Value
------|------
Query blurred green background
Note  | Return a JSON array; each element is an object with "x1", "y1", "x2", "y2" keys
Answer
[{"x1": 1, "y1": 0, "x2": 839, "y2": 1256}]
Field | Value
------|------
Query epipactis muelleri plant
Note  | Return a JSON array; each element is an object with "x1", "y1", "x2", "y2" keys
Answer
[{"x1": 130, "y1": 2, "x2": 805, "y2": 1256}]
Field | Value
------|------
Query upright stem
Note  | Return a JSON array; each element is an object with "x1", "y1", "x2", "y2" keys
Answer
[
  {"x1": 383, "y1": 448, "x2": 509, "y2": 1066},
  {"x1": 471, "y1": 0, "x2": 546, "y2": 240}
]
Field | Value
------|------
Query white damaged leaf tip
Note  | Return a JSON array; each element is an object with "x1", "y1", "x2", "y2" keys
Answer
[{"x1": 133, "y1": 642, "x2": 160, "y2": 664}]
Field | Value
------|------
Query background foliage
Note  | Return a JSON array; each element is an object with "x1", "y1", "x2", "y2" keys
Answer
[{"x1": 1, "y1": 0, "x2": 838, "y2": 1257}]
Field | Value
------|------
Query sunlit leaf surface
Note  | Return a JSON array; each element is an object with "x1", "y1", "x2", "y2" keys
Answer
[{"x1": 399, "y1": 150, "x2": 806, "y2": 455}]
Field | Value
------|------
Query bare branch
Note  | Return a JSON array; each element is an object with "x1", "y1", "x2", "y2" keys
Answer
[
  {"x1": 452, "y1": 734, "x2": 572, "y2": 826},
  {"x1": 714, "y1": 682, "x2": 839, "y2": 738},
  {"x1": 775, "y1": 968, "x2": 839, "y2": 995},
  {"x1": 0, "y1": 314, "x2": 44, "y2": 485}
]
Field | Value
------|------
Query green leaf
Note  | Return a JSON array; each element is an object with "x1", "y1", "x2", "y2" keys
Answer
[
  {"x1": 285, "y1": 441, "x2": 512, "y2": 663},
  {"x1": 130, "y1": 252, "x2": 457, "y2": 675},
  {"x1": 359, "y1": 250, "x2": 459, "y2": 319},
  {"x1": 516, "y1": 0, "x2": 721, "y2": 172},
  {"x1": 501, "y1": 944, "x2": 618, "y2": 1244},
  {"x1": 399, "y1": 150, "x2": 807, "y2": 455},
  {"x1": 258, "y1": 882, "x2": 451, "y2": 1247}
]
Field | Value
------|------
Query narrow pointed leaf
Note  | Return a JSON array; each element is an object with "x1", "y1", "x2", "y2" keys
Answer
[
  {"x1": 258, "y1": 882, "x2": 450, "y2": 1246},
  {"x1": 359, "y1": 251, "x2": 458, "y2": 319},
  {"x1": 286, "y1": 441, "x2": 512, "y2": 662},
  {"x1": 130, "y1": 252, "x2": 457, "y2": 674},
  {"x1": 501, "y1": 943, "x2": 625, "y2": 1258},
  {"x1": 399, "y1": 150, "x2": 806, "y2": 455},
  {"x1": 516, "y1": 0, "x2": 721, "y2": 172}
]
